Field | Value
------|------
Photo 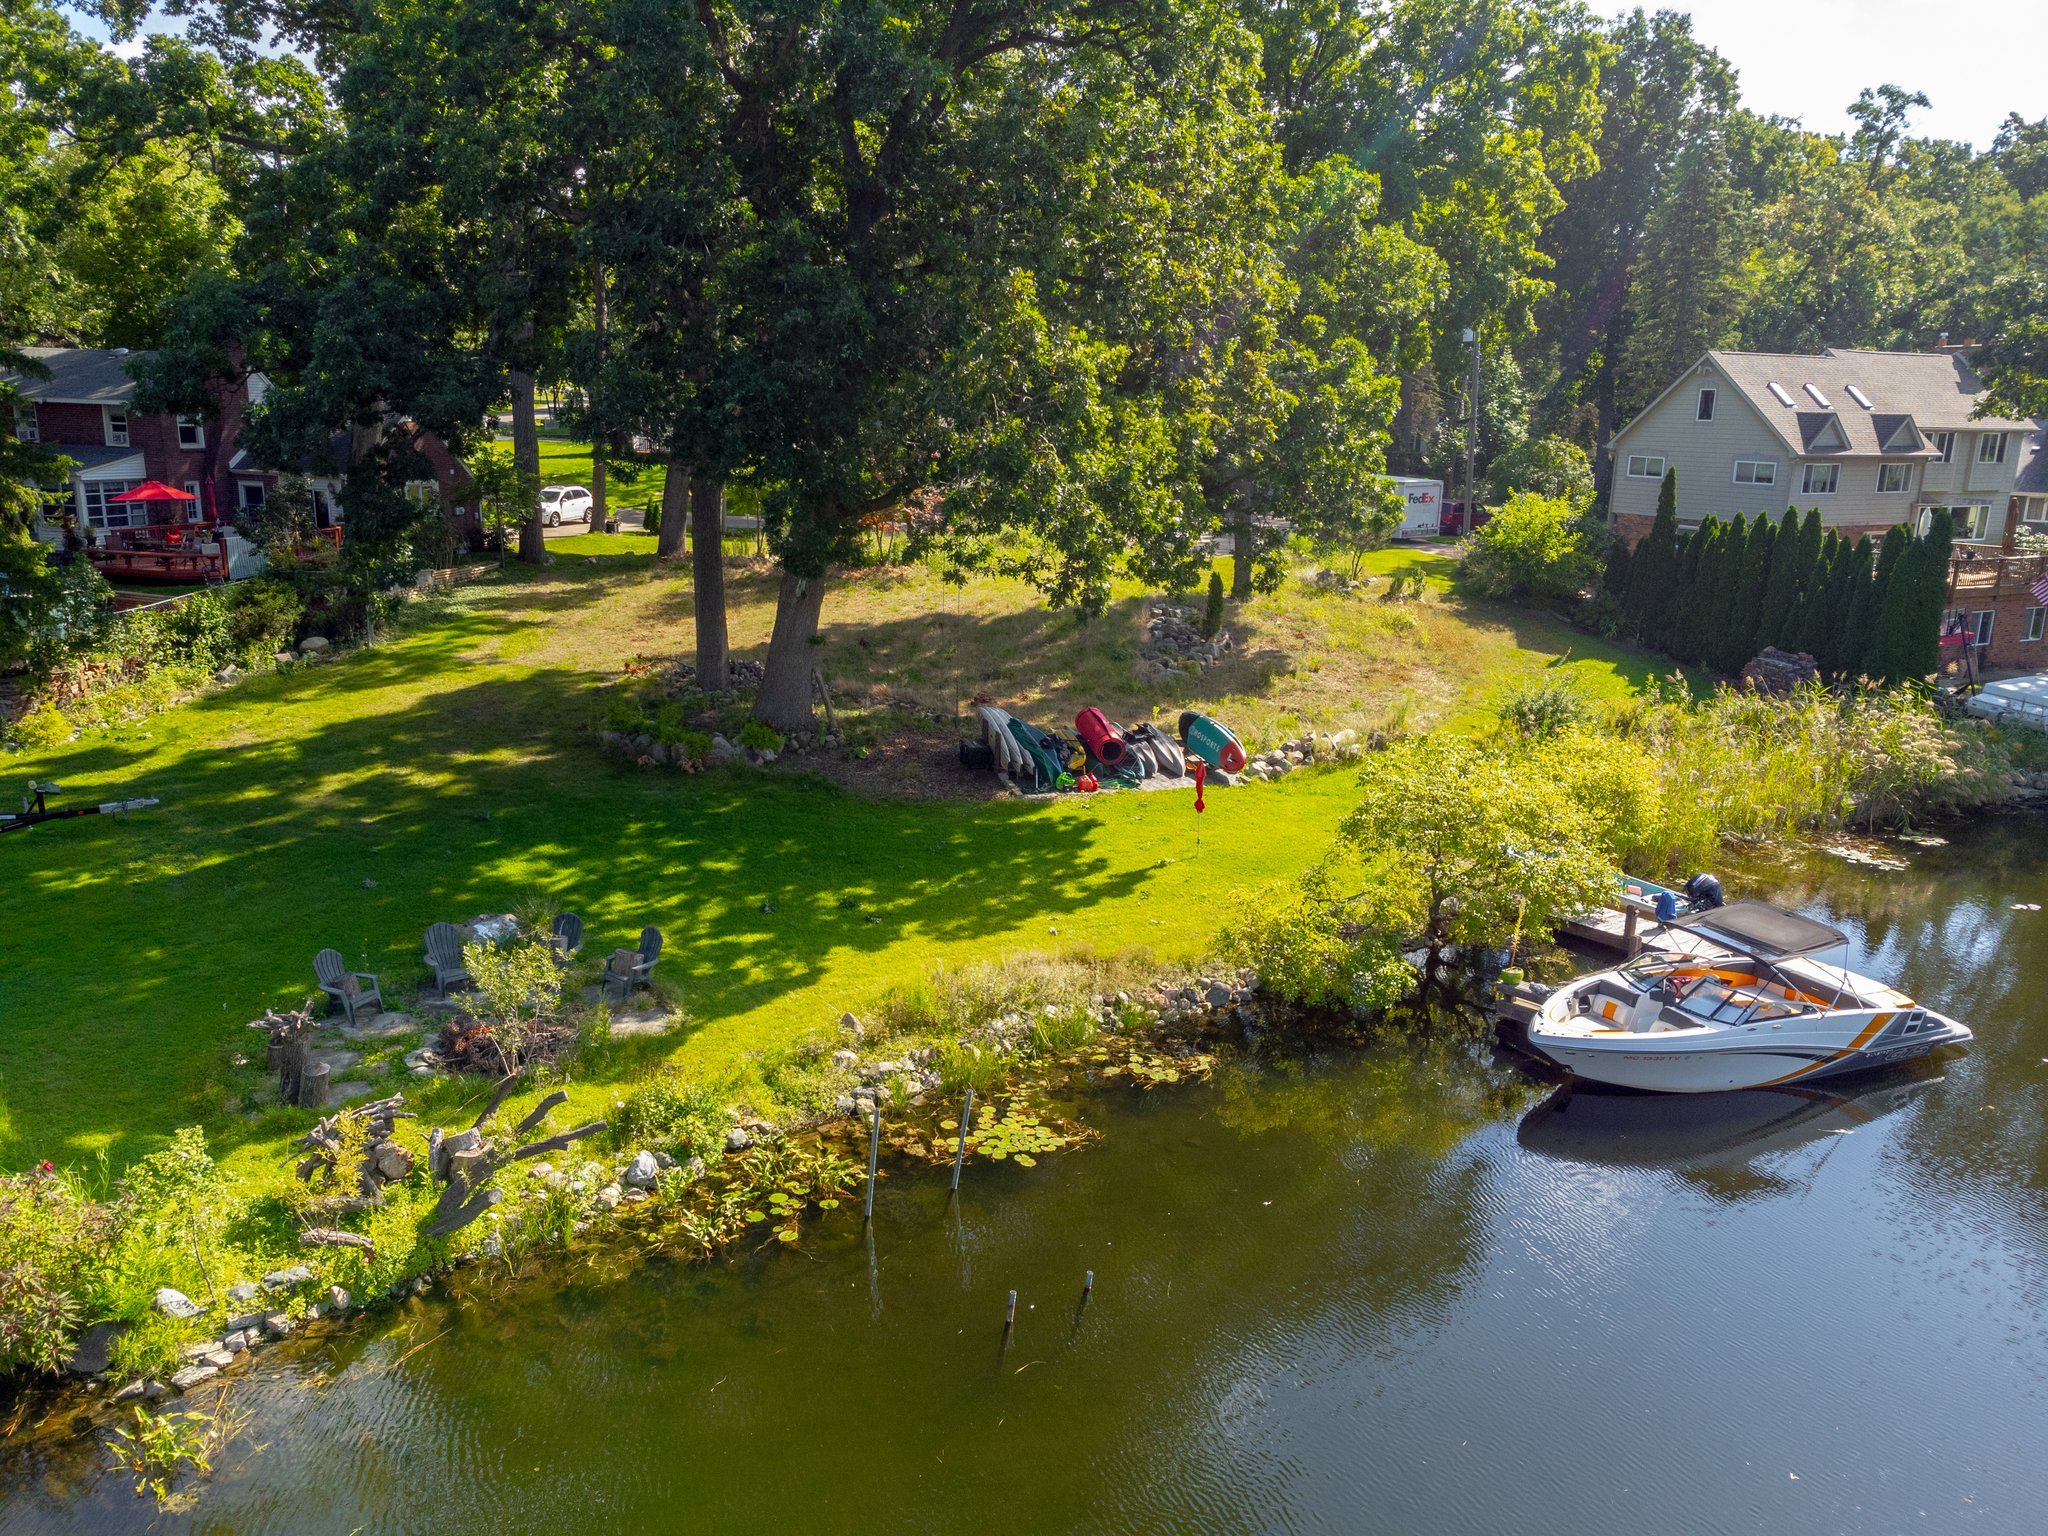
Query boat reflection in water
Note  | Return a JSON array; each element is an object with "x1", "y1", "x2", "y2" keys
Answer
[{"x1": 1516, "y1": 1066, "x2": 1944, "y2": 1199}]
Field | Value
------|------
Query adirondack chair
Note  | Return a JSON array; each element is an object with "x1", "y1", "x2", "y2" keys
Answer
[
  {"x1": 603, "y1": 926, "x2": 662, "y2": 1000},
  {"x1": 422, "y1": 921, "x2": 473, "y2": 991},
  {"x1": 549, "y1": 912, "x2": 585, "y2": 961},
  {"x1": 314, "y1": 948, "x2": 384, "y2": 1025}
]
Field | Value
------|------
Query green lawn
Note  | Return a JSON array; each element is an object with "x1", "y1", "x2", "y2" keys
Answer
[{"x1": 0, "y1": 537, "x2": 1677, "y2": 1179}]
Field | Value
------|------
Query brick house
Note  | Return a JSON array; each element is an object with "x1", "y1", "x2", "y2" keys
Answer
[
  {"x1": 6, "y1": 346, "x2": 480, "y2": 580},
  {"x1": 1944, "y1": 423, "x2": 2047, "y2": 674}
]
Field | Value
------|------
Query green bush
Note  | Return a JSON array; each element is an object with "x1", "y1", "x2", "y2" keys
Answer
[
  {"x1": 1220, "y1": 867, "x2": 1415, "y2": 1017},
  {"x1": 10, "y1": 703, "x2": 72, "y2": 750},
  {"x1": 1496, "y1": 675, "x2": 1594, "y2": 739},
  {"x1": 614, "y1": 1072, "x2": 727, "y2": 1158},
  {"x1": 228, "y1": 578, "x2": 305, "y2": 658},
  {"x1": 602, "y1": 691, "x2": 651, "y2": 735},
  {"x1": 1201, "y1": 570, "x2": 1225, "y2": 638},
  {"x1": 1458, "y1": 491, "x2": 1602, "y2": 603},
  {"x1": 739, "y1": 720, "x2": 783, "y2": 752}
]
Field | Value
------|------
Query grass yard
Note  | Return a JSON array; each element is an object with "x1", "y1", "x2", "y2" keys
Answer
[{"x1": 0, "y1": 533, "x2": 1680, "y2": 1179}]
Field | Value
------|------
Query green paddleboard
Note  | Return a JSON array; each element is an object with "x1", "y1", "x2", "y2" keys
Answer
[
  {"x1": 1177, "y1": 711, "x2": 1246, "y2": 773},
  {"x1": 1007, "y1": 719, "x2": 1065, "y2": 791}
]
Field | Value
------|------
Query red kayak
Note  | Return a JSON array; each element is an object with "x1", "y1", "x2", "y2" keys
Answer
[{"x1": 1073, "y1": 706, "x2": 1128, "y2": 767}]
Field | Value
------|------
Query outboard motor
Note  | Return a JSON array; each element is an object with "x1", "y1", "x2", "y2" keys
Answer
[{"x1": 1684, "y1": 872, "x2": 1725, "y2": 911}]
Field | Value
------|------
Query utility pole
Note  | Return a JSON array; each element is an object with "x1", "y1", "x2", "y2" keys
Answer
[{"x1": 1462, "y1": 326, "x2": 1481, "y2": 533}]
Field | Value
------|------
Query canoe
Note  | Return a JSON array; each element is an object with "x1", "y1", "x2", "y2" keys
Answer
[
  {"x1": 1006, "y1": 718, "x2": 1066, "y2": 791},
  {"x1": 1177, "y1": 711, "x2": 1246, "y2": 773}
]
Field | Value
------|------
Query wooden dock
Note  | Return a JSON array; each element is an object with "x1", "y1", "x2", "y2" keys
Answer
[{"x1": 1558, "y1": 905, "x2": 1722, "y2": 961}]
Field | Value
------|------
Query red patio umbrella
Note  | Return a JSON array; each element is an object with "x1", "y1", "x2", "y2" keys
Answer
[{"x1": 106, "y1": 481, "x2": 198, "y2": 506}]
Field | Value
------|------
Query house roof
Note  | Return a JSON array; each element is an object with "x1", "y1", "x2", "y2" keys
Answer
[
  {"x1": 2016, "y1": 422, "x2": 2048, "y2": 497},
  {"x1": 2, "y1": 347, "x2": 149, "y2": 405},
  {"x1": 1613, "y1": 347, "x2": 2036, "y2": 459}
]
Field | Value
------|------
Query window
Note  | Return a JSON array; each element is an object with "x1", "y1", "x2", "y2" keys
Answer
[
  {"x1": 176, "y1": 415, "x2": 205, "y2": 449},
  {"x1": 103, "y1": 407, "x2": 129, "y2": 447},
  {"x1": 13, "y1": 405, "x2": 36, "y2": 443},
  {"x1": 1932, "y1": 432, "x2": 1955, "y2": 463},
  {"x1": 1968, "y1": 610, "x2": 1995, "y2": 650},
  {"x1": 1920, "y1": 504, "x2": 1991, "y2": 541},
  {"x1": 1876, "y1": 463, "x2": 1911, "y2": 493},
  {"x1": 236, "y1": 481, "x2": 266, "y2": 512},
  {"x1": 1626, "y1": 455, "x2": 1666, "y2": 479},
  {"x1": 2020, "y1": 495, "x2": 2048, "y2": 526},
  {"x1": 183, "y1": 481, "x2": 203, "y2": 517},
  {"x1": 1801, "y1": 463, "x2": 1839, "y2": 494},
  {"x1": 2026, "y1": 607, "x2": 2046, "y2": 644},
  {"x1": 1978, "y1": 433, "x2": 2008, "y2": 464},
  {"x1": 80, "y1": 479, "x2": 145, "y2": 530},
  {"x1": 1696, "y1": 388, "x2": 1716, "y2": 421},
  {"x1": 1732, "y1": 460, "x2": 1777, "y2": 485}
]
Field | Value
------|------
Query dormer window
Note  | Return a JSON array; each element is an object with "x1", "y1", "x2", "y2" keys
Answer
[
  {"x1": 1696, "y1": 387, "x2": 1716, "y2": 421},
  {"x1": 1802, "y1": 383, "x2": 1832, "y2": 408},
  {"x1": 1977, "y1": 433, "x2": 2008, "y2": 465},
  {"x1": 104, "y1": 406, "x2": 129, "y2": 447},
  {"x1": 176, "y1": 415, "x2": 205, "y2": 449}
]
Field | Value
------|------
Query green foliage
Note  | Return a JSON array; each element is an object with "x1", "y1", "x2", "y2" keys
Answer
[
  {"x1": 1458, "y1": 491, "x2": 1601, "y2": 602},
  {"x1": 613, "y1": 1072, "x2": 727, "y2": 1160},
  {"x1": 462, "y1": 939, "x2": 564, "y2": 1074},
  {"x1": 1219, "y1": 865, "x2": 1413, "y2": 1017},
  {"x1": 1202, "y1": 571, "x2": 1226, "y2": 638},
  {"x1": 107, "y1": 1403, "x2": 216, "y2": 1506},
  {"x1": 1486, "y1": 436, "x2": 1595, "y2": 508},
  {"x1": 1496, "y1": 675, "x2": 1595, "y2": 739},
  {"x1": 738, "y1": 721, "x2": 783, "y2": 754},
  {"x1": 1621, "y1": 473, "x2": 1681, "y2": 635}
]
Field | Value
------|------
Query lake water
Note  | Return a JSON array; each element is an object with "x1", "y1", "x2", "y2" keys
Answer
[{"x1": 4, "y1": 818, "x2": 2045, "y2": 1533}]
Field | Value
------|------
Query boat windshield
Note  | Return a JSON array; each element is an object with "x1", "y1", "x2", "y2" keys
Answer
[{"x1": 1614, "y1": 949, "x2": 1829, "y2": 1026}]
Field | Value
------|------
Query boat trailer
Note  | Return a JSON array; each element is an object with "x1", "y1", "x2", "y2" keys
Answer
[{"x1": 0, "y1": 781, "x2": 160, "y2": 836}]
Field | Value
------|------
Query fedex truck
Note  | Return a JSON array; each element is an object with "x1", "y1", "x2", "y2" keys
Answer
[{"x1": 1386, "y1": 477, "x2": 1444, "y2": 537}]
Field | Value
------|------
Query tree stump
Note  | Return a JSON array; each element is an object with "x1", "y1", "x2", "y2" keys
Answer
[{"x1": 298, "y1": 1061, "x2": 330, "y2": 1109}]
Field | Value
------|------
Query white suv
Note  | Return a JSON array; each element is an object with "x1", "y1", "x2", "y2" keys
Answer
[{"x1": 539, "y1": 485, "x2": 594, "y2": 526}]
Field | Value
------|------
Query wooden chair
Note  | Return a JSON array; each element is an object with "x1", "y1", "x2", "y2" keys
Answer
[
  {"x1": 422, "y1": 922, "x2": 473, "y2": 991},
  {"x1": 314, "y1": 948, "x2": 384, "y2": 1025},
  {"x1": 550, "y1": 912, "x2": 585, "y2": 960},
  {"x1": 603, "y1": 926, "x2": 662, "y2": 1000}
]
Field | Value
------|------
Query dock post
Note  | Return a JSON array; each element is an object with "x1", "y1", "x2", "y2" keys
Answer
[
  {"x1": 1623, "y1": 906, "x2": 1640, "y2": 957},
  {"x1": 950, "y1": 1087, "x2": 974, "y2": 1192},
  {"x1": 864, "y1": 1103, "x2": 881, "y2": 1222}
]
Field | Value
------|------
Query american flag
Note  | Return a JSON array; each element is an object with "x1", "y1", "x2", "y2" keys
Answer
[{"x1": 2034, "y1": 571, "x2": 2048, "y2": 608}]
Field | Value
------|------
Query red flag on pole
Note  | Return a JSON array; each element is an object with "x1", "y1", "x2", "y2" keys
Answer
[{"x1": 1192, "y1": 760, "x2": 1206, "y2": 812}]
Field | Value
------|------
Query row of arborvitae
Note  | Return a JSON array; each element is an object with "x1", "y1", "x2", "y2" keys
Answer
[{"x1": 1608, "y1": 470, "x2": 1956, "y2": 683}]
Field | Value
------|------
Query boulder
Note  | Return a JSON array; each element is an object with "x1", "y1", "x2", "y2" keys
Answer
[
  {"x1": 168, "y1": 1364, "x2": 219, "y2": 1393},
  {"x1": 222, "y1": 1329, "x2": 258, "y2": 1353},
  {"x1": 299, "y1": 634, "x2": 332, "y2": 655},
  {"x1": 1741, "y1": 646, "x2": 1819, "y2": 694},
  {"x1": 706, "y1": 734, "x2": 742, "y2": 765},
  {"x1": 261, "y1": 1312, "x2": 297, "y2": 1339},
  {"x1": 840, "y1": 1011, "x2": 864, "y2": 1040},
  {"x1": 261, "y1": 1264, "x2": 314, "y2": 1292},
  {"x1": 327, "y1": 1285, "x2": 352, "y2": 1313},
  {"x1": 623, "y1": 1150, "x2": 661, "y2": 1190},
  {"x1": 64, "y1": 1320, "x2": 124, "y2": 1376},
  {"x1": 152, "y1": 1287, "x2": 203, "y2": 1320},
  {"x1": 594, "y1": 1183, "x2": 622, "y2": 1210},
  {"x1": 225, "y1": 1282, "x2": 259, "y2": 1305},
  {"x1": 725, "y1": 1126, "x2": 752, "y2": 1152},
  {"x1": 370, "y1": 1140, "x2": 415, "y2": 1182}
]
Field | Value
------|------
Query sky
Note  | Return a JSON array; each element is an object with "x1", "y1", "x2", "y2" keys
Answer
[{"x1": 1667, "y1": 0, "x2": 2047, "y2": 149}]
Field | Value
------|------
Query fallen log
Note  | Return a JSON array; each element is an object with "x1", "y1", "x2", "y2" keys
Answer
[
  {"x1": 513, "y1": 1090, "x2": 568, "y2": 1137},
  {"x1": 506, "y1": 1120, "x2": 608, "y2": 1163},
  {"x1": 300, "y1": 1227, "x2": 378, "y2": 1262}
]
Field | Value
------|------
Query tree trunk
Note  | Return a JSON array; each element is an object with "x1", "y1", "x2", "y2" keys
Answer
[
  {"x1": 754, "y1": 568, "x2": 828, "y2": 731},
  {"x1": 590, "y1": 264, "x2": 608, "y2": 528},
  {"x1": 512, "y1": 369, "x2": 545, "y2": 564},
  {"x1": 656, "y1": 461, "x2": 687, "y2": 559},
  {"x1": 690, "y1": 476, "x2": 730, "y2": 690},
  {"x1": 1231, "y1": 504, "x2": 1255, "y2": 599}
]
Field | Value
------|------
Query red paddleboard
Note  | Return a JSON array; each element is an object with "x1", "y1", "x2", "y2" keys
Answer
[{"x1": 1074, "y1": 707, "x2": 1128, "y2": 767}]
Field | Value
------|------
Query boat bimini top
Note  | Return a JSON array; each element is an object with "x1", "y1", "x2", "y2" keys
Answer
[{"x1": 1667, "y1": 900, "x2": 1846, "y2": 960}]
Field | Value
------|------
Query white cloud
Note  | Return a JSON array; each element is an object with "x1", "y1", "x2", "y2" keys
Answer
[{"x1": 1663, "y1": 0, "x2": 2046, "y2": 148}]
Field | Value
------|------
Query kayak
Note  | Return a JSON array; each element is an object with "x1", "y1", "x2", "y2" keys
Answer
[
  {"x1": 1007, "y1": 718, "x2": 1066, "y2": 791},
  {"x1": 1177, "y1": 711, "x2": 1246, "y2": 773},
  {"x1": 1073, "y1": 707, "x2": 1128, "y2": 768},
  {"x1": 1126, "y1": 722, "x2": 1186, "y2": 778}
]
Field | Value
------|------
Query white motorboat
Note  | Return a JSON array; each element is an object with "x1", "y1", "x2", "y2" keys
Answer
[{"x1": 1525, "y1": 901, "x2": 1973, "y2": 1093}]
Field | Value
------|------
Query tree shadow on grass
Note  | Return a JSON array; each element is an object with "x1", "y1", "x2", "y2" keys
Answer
[{"x1": 0, "y1": 666, "x2": 1152, "y2": 1169}]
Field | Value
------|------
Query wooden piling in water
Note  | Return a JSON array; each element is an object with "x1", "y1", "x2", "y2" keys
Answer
[
  {"x1": 864, "y1": 1104, "x2": 882, "y2": 1221},
  {"x1": 951, "y1": 1087, "x2": 974, "y2": 1192}
]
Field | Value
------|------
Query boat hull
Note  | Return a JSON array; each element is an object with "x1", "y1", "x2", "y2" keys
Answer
[{"x1": 1529, "y1": 1011, "x2": 1971, "y2": 1093}]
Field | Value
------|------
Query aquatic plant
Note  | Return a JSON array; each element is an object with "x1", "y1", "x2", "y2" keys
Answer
[{"x1": 106, "y1": 1402, "x2": 218, "y2": 1506}]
